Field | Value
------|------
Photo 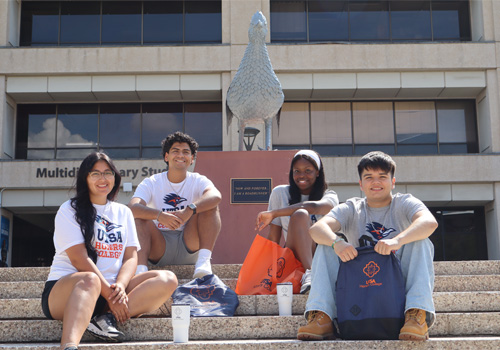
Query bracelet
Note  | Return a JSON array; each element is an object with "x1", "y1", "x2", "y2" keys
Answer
[
  {"x1": 156, "y1": 210, "x2": 162, "y2": 221},
  {"x1": 331, "y1": 237, "x2": 343, "y2": 250}
]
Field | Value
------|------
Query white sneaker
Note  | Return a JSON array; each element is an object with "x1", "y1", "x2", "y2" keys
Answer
[
  {"x1": 193, "y1": 257, "x2": 212, "y2": 278},
  {"x1": 300, "y1": 269, "x2": 312, "y2": 294}
]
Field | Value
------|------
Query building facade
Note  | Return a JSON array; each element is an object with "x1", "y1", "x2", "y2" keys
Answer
[{"x1": 0, "y1": 0, "x2": 499, "y2": 266}]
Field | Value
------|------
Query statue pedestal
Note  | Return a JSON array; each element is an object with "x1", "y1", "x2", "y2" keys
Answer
[{"x1": 194, "y1": 150, "x2": 296, "y2": 264}]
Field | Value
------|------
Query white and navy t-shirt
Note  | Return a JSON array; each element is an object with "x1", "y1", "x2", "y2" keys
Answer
[
  {"x1": 132, "y1": 171, "x2": 213, "y2": 231},
  {"x1": 47, "y1": 200, "x2": 140, "y2": 284},
  {"x1": 268, "y1": 185, "x2": 339, "y2": 241}
]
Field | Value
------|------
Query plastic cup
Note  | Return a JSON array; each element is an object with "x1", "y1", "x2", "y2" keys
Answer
[
  {"x1": 276, "y1": 282, "x2": 293, "y2": 316},
  {"x1": 171, "y1": 303, "x2": 190, "y2": 343}
]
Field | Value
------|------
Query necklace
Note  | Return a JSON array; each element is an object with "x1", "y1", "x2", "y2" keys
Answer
[
  {"x1": 364, "y1": 197, "x2": 393, "y2": 238},
  {"x1": 166, "y1": 172, "x2": 187, "y2": 196}
]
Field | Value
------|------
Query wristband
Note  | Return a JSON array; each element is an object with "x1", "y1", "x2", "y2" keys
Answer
[
  {"x1": 331, "y1": 237, "x2": 343, "y2": 250},
  {"x1": 156, "y1": 210, "x2": 162, "y2": 221}
]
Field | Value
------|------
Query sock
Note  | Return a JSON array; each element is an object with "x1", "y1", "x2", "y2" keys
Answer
[
  {"x1": 135, "y1": 264, "x2": 148, "y2": 275},
  {"x1": 198, "y1": 249, "x2": 212, "y2": 261}
]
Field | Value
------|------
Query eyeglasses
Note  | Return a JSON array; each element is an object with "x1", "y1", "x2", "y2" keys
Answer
[{"x1": 89, "y1": 170, "x2": 115, "y2": 180}]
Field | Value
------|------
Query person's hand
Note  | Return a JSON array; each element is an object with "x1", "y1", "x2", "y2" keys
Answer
[
  {"x1": 255, "y1": 211, "x2": 273, "y2": 232},
  {"x1": 108, "y1": 283, "x2": 128, "y2": 305},
  {"x1": 158, "y1": 211, "x2": 184, "y2": 230},
  {"x1": 107, "y1": 298, "x2": 130, "y2": 324},
  {"x1": 374, "y1": 238, "x2": 402, "y2": 255},
  {"x1": 333, "y1": 240, "x2": 358, "y2": 262},
  {"x1": 173, "y1": 208, "x2": 193, "y2": 224}
]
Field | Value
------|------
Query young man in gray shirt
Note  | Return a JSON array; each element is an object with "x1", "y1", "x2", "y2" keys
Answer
[{"x1": 297, "y1": 151, "x2": 437, "y2": 341}]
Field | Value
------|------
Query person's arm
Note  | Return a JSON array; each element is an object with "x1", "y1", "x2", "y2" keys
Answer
[
  {"x1": 374, "y1": 209, "x2": 438, "y2": 255},
  {"x1": 256, "y1": 197, "x2": 334, "y2": 232},
  {"x1": 174, "y1": 186, "x2": 222, "y2": 223},
  {"x1": 309, "y1": 216, "x2": 358, "y2": 262},
  {"x1": 129, "y1": 197, "x2": 184, "y2": 230}
]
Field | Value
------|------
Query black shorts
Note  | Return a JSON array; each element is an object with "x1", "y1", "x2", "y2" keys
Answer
[{"x1": 41, "y1": 280, "x2": 107, "y2": 320}]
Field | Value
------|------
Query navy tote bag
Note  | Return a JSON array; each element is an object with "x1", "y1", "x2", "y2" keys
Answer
[{"x1": 336, "y1": 246, "x2": 406, "y2": 340}]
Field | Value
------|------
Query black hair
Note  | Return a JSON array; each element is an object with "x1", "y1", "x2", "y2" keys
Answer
[
  {"x1": 357, "y1": 151, "x2": 396, "y2": 179},
  {"x1": 161, "y1": 131, "x2": 199, "y2": 163},
  {"x1": 288, "y1": 151, "x2": 327, "y2": 205},
  {"x1": 70, "y1": 152, "x2": 121, "y2": 262}
]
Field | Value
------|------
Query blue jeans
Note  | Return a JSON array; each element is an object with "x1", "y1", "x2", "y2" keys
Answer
[{"x1": 305, "y1": 239, "x2": 436, "y2": 327}]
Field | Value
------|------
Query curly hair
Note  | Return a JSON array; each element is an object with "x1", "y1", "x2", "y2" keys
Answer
[
  {"x1": 161, "y1": 131, "x2": 199, "y2": 163},
  {"x1": 70, "y1": 152, "x2": 121, "y2": 262}
]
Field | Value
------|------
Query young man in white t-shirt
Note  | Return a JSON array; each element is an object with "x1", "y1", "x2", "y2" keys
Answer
[{"x1": 129, "y1": 132, "x2": 221, "y2": 278}]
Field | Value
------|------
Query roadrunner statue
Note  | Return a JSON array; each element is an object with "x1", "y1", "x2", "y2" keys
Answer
[{"x1": 226, "y1": 11, "x2": 285, "y2": 151}]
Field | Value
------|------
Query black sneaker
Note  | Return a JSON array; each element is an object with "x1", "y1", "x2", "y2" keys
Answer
[
  {"x1": 86, "y1": 312, "x2": 125, "y2": 342},
  {"x1": 64, "y1": 347, "x2": 78, "y2": 350}
]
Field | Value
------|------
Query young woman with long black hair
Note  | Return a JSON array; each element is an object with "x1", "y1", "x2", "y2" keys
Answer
[
  {"x1": 41, "y1": 152, "x2": 178, "y2": 350},
  {"x1": 256, "y1": 150, "x2": 338, "y2": 294}
]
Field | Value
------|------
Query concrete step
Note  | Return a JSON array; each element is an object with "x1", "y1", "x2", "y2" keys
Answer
[
  {"x1": 1, "y1": 337, "x2": 500, "y2": 350},
  {"x1": 2, "y1": 291, "x2": 500, "y2": 320},
  {"x1": 1, "y1": 260, "x2": 499, "y2": 282},
  {"x1": 1, "y1": 312, "x2": 499, "y2": 343},
  {"x1": 2, "y1": 273, "x2": 500, "y2": 299}
]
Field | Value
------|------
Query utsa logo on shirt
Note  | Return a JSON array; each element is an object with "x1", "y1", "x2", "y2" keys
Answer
[
  {"x1": 96, "y1": 214, "x2": 122, "y2": 232},
  {"x1": 365, "y1": 222, "x2": 396, "y2": 241},
  {"x1": 95, "y1": 215, "x2": 123, "y2": 259},
  {"x1": 163, "y1": 193, "x2": 187, "y2": 208}
]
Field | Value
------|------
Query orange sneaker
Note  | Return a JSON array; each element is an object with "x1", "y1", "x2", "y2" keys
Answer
[
  {"x1": 297, "y1": 311, "x2": 336, "y2": 341},
  {"x1": 399, "y1": 308, "x2": 429, "y2": 341}
]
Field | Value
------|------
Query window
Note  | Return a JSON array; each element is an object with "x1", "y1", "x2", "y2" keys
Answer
[
  {"x1": 272, "y1": 100, "x2": 477, "y2": 155},
  {"x1": 430, "y1": 207, "x2": 488, "y2": 261},
  {"x1": 16, "y1": 103, "x2": 222, "y2": 160},
  {"x1": 270, "y1": 0, "x2": 471, "y2": 43},
  {"x1": 20, "y1": 1, "x2": 222, "y2": 46}
]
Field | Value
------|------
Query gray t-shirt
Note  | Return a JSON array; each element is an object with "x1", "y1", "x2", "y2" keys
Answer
[
  {"x1": 327, "y1": 193, "x2": 427, "y2": 248},
  {"x1": 268, "y1": 185, "x2": 339, "y2": 241}
]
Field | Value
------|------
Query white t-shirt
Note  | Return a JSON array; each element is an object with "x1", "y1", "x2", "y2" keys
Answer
[
  {"x1": 47, "y1": 200, "x2": 140, "y2": 284},
  {"x1": 268, "y1": 185, "x2": 339, "y2": 241},
  {"x1": 132, "y1": 171, "x2": 214, "y2": 231}
]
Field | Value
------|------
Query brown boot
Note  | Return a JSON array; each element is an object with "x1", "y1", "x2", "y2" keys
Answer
[
  {"x1": 399, "y1": 308, "x2": 429, "y2": 341},
  {"x1": 297, "y1": 311, "x2": 335, "y2": 341}
]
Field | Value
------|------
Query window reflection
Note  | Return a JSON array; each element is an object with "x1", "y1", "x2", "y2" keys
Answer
[
  {"x1": 309, "y1": 1, "x2": 348, "y2": 42},
  {"x1": 273, "y1": 103, "x2": 310, "y2": 146},
  {"x1": 21, "y1": 2, "x2": 59, "y2": 46},
  {"x1": 60, "y1": 2, "x2": 100, "y2": 45},
  {"x1": 270, "y1": 0, "x2": 471, "y2": 43},
  {"x1": 349, "y1": 1, "x2": 390, "y2": 41},
  {"x1": 99, "y1": 104, "x2": 141, "y2": 147},
  {"x1": 391, "y1": 1, "x2": 431, "y2": 41},
  {"x1": 143, "y1": 1, "x2": 183, "y2": 43},
  {"x1": 185, "y1": 104, "x2": 222, "y2": 148},
  {"x1": 16, "y1": 103, "x2": 222, "y2": 159},
  {"x1": 353, "y1": 102, "x2": 394, "y2": 144},
  {"x1": 270, "y1": 1, "x2": 307, "y2": 42},
  {"x1": 20, "y1": 1, "x2": 222, "y2": 46},
  {"x1": 185, "y1": 1, "x2": 222, "y2": 43},
  {"x1": 271, "y1": 100, "x2": 476, "y2": 156}
]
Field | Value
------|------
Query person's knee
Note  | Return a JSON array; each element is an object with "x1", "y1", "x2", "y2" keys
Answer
[
  {"x1": 156, "y1": 270, "x2": 178, "y2": 293},
  {"x1": 77, "y1": 272, "x2": 101, "y2": 296},
  {"x1": 290, "y1": 208, "x2": 309, "y2": 224}
]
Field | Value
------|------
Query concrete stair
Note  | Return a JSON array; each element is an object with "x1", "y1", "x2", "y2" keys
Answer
[{"x1": 0, "y1": 261, "x2": 499, "y2": 349}]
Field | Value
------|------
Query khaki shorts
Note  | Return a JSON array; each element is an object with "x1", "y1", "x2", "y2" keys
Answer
[{"x1": 151, "y1": 230, "x2": 199, "y2": 266}]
